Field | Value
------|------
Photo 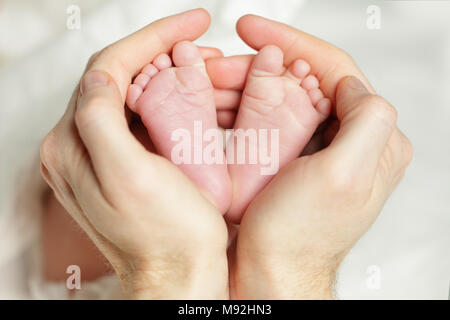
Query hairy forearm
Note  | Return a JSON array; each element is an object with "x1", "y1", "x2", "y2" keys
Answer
[
  {"x1": 232, "y1": 250, "x2": 336, "y2": 300},
  {"x1": 121, "y1": 252, "x2": 230, "y2": 300}
]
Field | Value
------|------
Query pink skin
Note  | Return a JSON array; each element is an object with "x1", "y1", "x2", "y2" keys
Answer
[
  {"x1": 126, "y1": 41, "x2": 232, "y2": 214},
  {"x1": 226, "y1": 45, "x2": 331, "y2": 223},
  {"x1": 127, "y1": 42, "x2": 330, "y2": 221}
]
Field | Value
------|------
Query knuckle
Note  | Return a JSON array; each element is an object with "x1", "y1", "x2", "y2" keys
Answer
[
  {"x1": 97, "y1": 45, "x2": 114, "y2": 61},
  {"x1": 40, "y1": 129, "x2": 58, "y2": 169},
  {"x1": 84, "y1": 45, "x2": 124, "y2": 75},
  {"x1": 324, "y1": 162, "x2": 371, "y2": 201},
  {"x1": 337, "y1": 48, "x2": 354, "y2": 63},
  {"x1": 332, "y1": 46, "x2": 357, "y2": 70},
  {"x1": 40, "y1": 129, "x2": 65, "y2": 190},
  {"x1": 91, "y1": 45, "x2": 114, "y2": 65},
  {"x1": 381, "y1": 141, "x2": 396, "y2": 171},
  {"x1": 360, "y1": 95, "x2": 398, "y2": 125},
  {"x1": 326, "y1": 42, "x2": 351, "y2": 61},
  {"x1": 401, "y1": 134, "x2": 414, "y2": 167},
  {"x1": 75, "y1": 97, "x2": 110, "y2": 128},
  {"x1": 85, "y1": 51, "x2": 101, "y2": 70},
  {"x1": 40, "y1": 162, "x2": 52, "y2": 187},
  {"x1": 94, "y1": 45, "x2": 128, "y2": 73}
]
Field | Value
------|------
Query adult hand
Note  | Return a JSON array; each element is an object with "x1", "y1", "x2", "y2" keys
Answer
[
  {"x1": 209, "y1": 15, "x2": 413, "y2": 299},
  {"x1": 40, "y1": 9, "x2": 230, "y2": 299}
]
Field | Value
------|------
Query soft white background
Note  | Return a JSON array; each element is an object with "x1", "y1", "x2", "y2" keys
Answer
[{"x1": 0, "y1": 0, "x2": 449, "y2": 299}]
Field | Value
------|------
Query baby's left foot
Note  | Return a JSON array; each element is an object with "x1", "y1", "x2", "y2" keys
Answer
[{"x1": 227, "y1": 45, "x2": 331, "y2": 223}]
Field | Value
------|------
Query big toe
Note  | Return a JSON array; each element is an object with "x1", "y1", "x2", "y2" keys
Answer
[
  {"x1": 172, "y1": 41, "x2": 205, "y2": 68},
  {"x1": 249, "y1": 45, "x2": 285, "y2": 77},
  {"x1": 172, "y1": 41, "x2": 211, "y2": 92}
]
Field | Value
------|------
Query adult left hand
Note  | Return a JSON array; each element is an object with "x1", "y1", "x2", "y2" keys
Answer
[{"x1": 40, "y1": 9, "x2": 236, "y2": 299}]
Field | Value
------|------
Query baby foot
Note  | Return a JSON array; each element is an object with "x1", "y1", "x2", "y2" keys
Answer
[
  {"x1": 126, "y1": 41, "x2": 231, "y2": 213},
  {"x1": 226, "y1": 45, "x2": 331, "y2": 223}
]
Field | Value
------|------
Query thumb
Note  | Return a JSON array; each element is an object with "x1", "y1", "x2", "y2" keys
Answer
[
  {"x1": 325, "y1": 76, "x2": 397, "y2": 175},
  {"x1": 75, "y1": 70, "x2": 146, "y2": 186}
]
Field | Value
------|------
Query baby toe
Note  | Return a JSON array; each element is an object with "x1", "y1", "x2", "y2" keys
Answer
[
  {"x1": 133, "y1": 73, "x2": 150, "y2": 88},
  {"x1": 126, "y1": 84, "x2": 143, "y2": 111},
  {"x1": 316, "y1": 98, "x2": 332, "y2": 120},
  {"x1": 153, "y1": 53, "x2": 172, "y2": 70},
  {"x1": 142, "y1": 63, "x2": 159, "y2": 78},
  {"x1": 308, "y1": 87, "x2": 324, "y2": 105},
  {"x1": 301, "y1": 74, "x2": 319, "y2": 90},
  {"x1": 284, "y1": 59, "x2": 310, "y2": 84}
]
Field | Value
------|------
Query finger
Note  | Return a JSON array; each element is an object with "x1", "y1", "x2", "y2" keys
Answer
[
  {"x1": 63, "y1": 149, "x2": 133, "y2": 274},
  {"x1": 88, "y1": 8, "x2": 211, "y2": 101},
  {"x1": 214, "y1": 89, "x2": 242, "y2": 110},
  {"x1": 40, "y1": 87, "x2": 116, "y2": 257},
  {"x1": 236, "y1": 14, "x2": 374, "y2": 102},
  {"x1": 206, "y1": 55, "x2": 253, "y2": 90},
  {"x1": 381, "y1": 128, "x2": 413, "y2": 188},
  {"x1": 199, "y1": 46, "x2": 224, "y2": 60},
  {"x1": 41, "y1": 86, "x2": 85, "y2": 194},
  {"x1": 75, "y1": 71, "x2": 149, "y2": 188},
  {"x1": 325, "y1": 76, "x2": 397, "y2": 175}
]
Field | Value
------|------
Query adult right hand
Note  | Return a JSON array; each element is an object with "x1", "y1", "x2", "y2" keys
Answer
[{"x1": 208, "y1": 14, "x2": 414, "y2": 299}]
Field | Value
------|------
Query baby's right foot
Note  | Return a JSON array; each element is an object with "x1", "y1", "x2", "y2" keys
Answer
[
  {"x1": 226, "y1": 45, "x2": 331, "y2": 223},
  {"x1": 126, "y1": 41, "x2": 231, "y2": 213}
]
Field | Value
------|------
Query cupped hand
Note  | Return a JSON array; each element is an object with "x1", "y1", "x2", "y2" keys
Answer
[
  {"x1": 39, "y1": 9, "x2": 230, "y2": 299},
  {"x1": 207, "y1": 15, "x2": 413, "y2": 299}
]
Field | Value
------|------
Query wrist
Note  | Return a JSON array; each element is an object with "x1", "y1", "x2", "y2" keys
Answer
[
  {"x1": 233, "y1": 249, "x2": 337, "y2": 300},
  {"x1": 121, "y1": 250, "x2": 229, "y2": 299}
]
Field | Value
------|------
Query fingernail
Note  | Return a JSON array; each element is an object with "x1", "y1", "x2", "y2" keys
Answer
[
  {"x1": 81, "y1": 71, "x2": 109, "y2": 95},
  {"x1": 348, "y1": 76, "x2": 367, "y2": 91}
]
